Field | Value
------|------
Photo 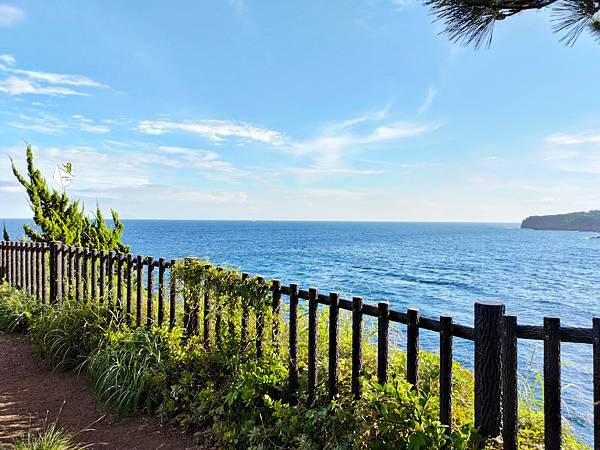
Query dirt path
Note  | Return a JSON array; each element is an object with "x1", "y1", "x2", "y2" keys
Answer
[{"x1": 0, "y1": 334, "x2": 203, "y2": 449}]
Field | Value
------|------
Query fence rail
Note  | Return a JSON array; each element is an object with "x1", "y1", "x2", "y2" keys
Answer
[{"x1": 0, "y1": 239, "x2": 598, "y2": 449}]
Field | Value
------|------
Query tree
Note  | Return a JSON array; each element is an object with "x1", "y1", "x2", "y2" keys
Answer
[
  {"x1": 2, "y1": 222, "x2": 9, "y2": 241},
  {"x1": 424, "y1": 0, "x2": 600, "y2": 47},
  {"x1": 10, "y1": 145, "x2": 129, "y2": 253}
]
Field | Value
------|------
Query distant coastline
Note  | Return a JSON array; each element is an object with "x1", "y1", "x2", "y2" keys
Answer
[{"x1": 521, "y1": 210, "x2": 600, "y2": 232}]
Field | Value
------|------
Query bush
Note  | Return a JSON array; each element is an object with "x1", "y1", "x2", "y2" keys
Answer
[
  {"x1": 29, "y1": 299, "x2": 114, "y2": 371},
  {"x1": 0, "y1": 282, "x2": 47, "y2": 333},
  {"x1": 86, "y1": 326, "x2": 182, "y2": 417}
]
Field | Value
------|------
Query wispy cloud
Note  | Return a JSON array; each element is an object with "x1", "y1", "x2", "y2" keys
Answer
[
  {"x1": 546, "y1": 132, "x2": 600, "y2": 146},
  {"x1": 8, "y1": 112, "x2": 111, "y2": 135},
  {"x1": 0, "y1": 4, "x2": 24, "y2": 27},
  {"x1": 544, "y1": 128, "x2": 600, "y2": 174},
  {"x1": 137, "y1": 119, "x2": 285, "y2": 145},
  {"x1": 0, "y1": 55, "x2": 108, "y2": 96},
  {"x1": 293, "y1": 106, "x2": 438, "y2": 167},
  {"x1": 0, "y1": 54, "x2": 15, "y2": 65},
  {"x1": 418, "y1": 86, "x2": 438, "y2": 115}
]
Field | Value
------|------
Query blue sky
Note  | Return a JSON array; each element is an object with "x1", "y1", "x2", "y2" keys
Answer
[{"x1": 0, "y1": 0, "x2": 599, "y2": 221}]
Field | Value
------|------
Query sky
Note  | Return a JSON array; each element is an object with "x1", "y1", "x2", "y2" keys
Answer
[{"x1": 0, "y1": 1, "x2": 599, "y2": 222}]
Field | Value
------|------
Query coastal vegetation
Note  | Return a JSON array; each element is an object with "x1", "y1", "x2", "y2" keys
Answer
[
  {"x1": 0, "y1": 271, "x2": 587, "y2": 449},
  {"x1": 10, "y1": 146, "x2": 127, "y2": 252}
]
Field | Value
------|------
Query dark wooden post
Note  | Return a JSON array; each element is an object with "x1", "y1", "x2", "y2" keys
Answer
[
  {"x1": 23, "y1": 242, "x2": 29, "y2": 293},
  {"x1": 107, "y1": 251, "x2": 114, "y2": 307},
  {"x1": 593, "y1": 317, "x2": 600, "y2": 448},
  {"x1": 69, "y1": 246, "x2": 75, "y2": 298},
  {"x1": 256, "y1": 276, "x2": 266, "y2": 359},
  {"x1": 407, "y1": 308, "x2": 420, "y2": 389},
  {"x1": 544, "y1": 317, "x2": 561, "y2": 450},
  {"x1": 75, "y1": 248, "x2": 82, "y2": 301},
  {"x1": 440, "y1": 315, "x2": 453, "y2": 433},
  {"x1": 215, "y1": 267, "x2": 223, "y2": 346},
  {"x1": 377, "y1": 301, "x2": 390, "y2": 385},
  {"x1": 99, "y1": 251, "x2": 106, "y2": 301},
  {"x1": 19, "y1": 242, "x2": 24, "y2": 290},
  {"x1": 41, "y1": 244, "x2": 48, "y2": 304},
  {"x1": 308, "y1": 287, "x2": 318, "y2": 404},
  {"x1": 36, "y1": 244, "x2": 43, "y2": 300},
  {"x1": 328, "y1": 292, "x2": 340, "y2": 400},
  {"x1": 49, "y1": 242, "x2": 56, "y2": 302},
  {"x1": 182, "y1": 257, "x2": 199, "y2": 335},
  {"x1": 271, "y1": 280, "x2": 282, "y2": 353},
  {"x1": 169, "y1": 259, "x2": 176, "y2": 328},
  {"x1": 11, "y1": 241, "x2": 16, "y2": 288},
  {"x1": 352, "y1": 296, "x2": 363, "y2": 398},
  {"x1": 91, "y1": 250, "x2": 98, "y2": 300},
  {"x1": 474, "y1": 301, "x2": 505, "y2": 438},
  {"x1": 147, "y1": 256, "x2": 154, "y2": 326},
  {"x1": 241, "y1": 272, "x2": 249, "y2": 343},
  {"x1": 29, "y1": 243, "x2": 36, "y2": 296},
  {"x1": 82, "y1": 248, "x2": 89, "y2": 301},
  {"x1": 157, "y1": 258, "x2": 165, "y2": 326},
  {"x1": 126, "y1": 254, "x2": 133, "y2": 325},
  {"x1": 136, "y1": 255, "x2": 143, "y2": 327},
  {"x1": 203, "y1": 264, "x2": 211, "y2": 341},
  {"x1": 502, "y1": 315, "x2": 518, "y2": 450},
  {"x1": 288, "y1": 283, "x2": 299, "y2": 395},
  {"x1": 52, "y1": 242, "x2": 63, "y2": 303},
  {"x1": 116, "y1": 254, "x2": 124, "y2": 312}
]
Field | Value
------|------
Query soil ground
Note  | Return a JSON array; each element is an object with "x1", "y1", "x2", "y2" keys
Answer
[{"x1": 0, "y1": 334, "x2": 205, "y2": 449}]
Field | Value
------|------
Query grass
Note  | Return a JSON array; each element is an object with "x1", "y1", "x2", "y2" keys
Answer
[{"x1": 9, "y1": 423, "x2": 82, "y2": 450}]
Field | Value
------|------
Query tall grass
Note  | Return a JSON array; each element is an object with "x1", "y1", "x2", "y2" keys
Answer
[{"x1": 0, "y1": 282, "x2": 46, "y2": 333}]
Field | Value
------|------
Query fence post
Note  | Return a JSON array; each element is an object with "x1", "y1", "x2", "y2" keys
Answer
[
  {"x1": 544, "y1": 316, "x2": 561, "y2": 450},
  {"x1": 308, "y1": 287, "x2": 319, "y2": 404},
  {"x1": 169, "y1": 259, "x2": 177, "y2": 328},
  {"x1": 474, "y1": 301, "x2": 505, "y2": 438},
  {"x1": 147, "y1": 256, "x2": 154, "y2": 326},
  {"x1": 377, "y1": 301, "x2": 390, "y2": 385},
  {"x1": 439, "y1": 315, "x2": 453, "y2": 434},
  {"x1": 41, "y1": 243, "x2": 48, "y2": 304},
  {"x1": 288, "y1": 283, "x2": 300, "y2": 395},
  {"x1": 407, "y1": 307, "x2": 420, "y2": 390},
  {"x1": 502, "y1": 315, "x2": 518, "y2": 450},
  {"x1": 272, "y1": 280, "x2": 282, "y2": 353},
  {"x1": 352, "y1": 296, "x2": 364, "y2": 398},
  {"x1": 50, "y1": 241, "x2": 62, "y2": 303},
  {"x1": 328, "y1": 292, "x2": 340, "y2": 400}
]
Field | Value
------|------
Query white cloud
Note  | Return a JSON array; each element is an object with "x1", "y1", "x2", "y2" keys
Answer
[
  {"x1": 293, "y1": 111, "x2": 437, "y2": 167},
  {"x1": 0, "y1": 75, "x2": 87, "y2": 96},
  {"x1": 0, "y1": 4, "x2": 24, "y2": 27},
  {"x1": 137, "y1": 119, "x2": 285, "y2": 145},
  {"x1": 283, "y1": 166, "x2": 383, "y2": 177},
  {"x1": 0, "y1": 54, "x2": 15, "y2": 65},
  {"x1": 546, "y1": 132, "x2": 600, "y2": 146},
  {"x1": 418, "y1": 86, "x2": 437, "y2": 115},
  {"x1": 8, "y1": 112, "x2": 111, "y2": 134},
  {"x1": 0, "y1": 55, "x2": 108, "y2": 96}
]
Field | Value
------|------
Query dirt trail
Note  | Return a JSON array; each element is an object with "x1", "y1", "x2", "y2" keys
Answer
[{"x1": 0, "y1": 334, "x2": 202, "y2": 449}]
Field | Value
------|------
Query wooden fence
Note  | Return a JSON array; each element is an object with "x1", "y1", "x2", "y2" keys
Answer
[{"x1": 0, "y1": 240, "x2": 598, "y2": 450}]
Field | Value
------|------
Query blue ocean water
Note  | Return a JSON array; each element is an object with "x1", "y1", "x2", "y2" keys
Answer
[{"x1": 4, "y1": 219, "x2": 599, "y2": 443}]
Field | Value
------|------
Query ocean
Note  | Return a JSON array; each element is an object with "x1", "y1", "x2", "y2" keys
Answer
[{"x1": 4, "y1": 219, "x2": 599, "y2": 443}]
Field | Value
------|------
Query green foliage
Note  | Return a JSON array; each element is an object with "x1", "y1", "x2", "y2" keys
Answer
[
  {"x1": 11, "y1": 422, "x2": 83, "y2": 450},
  {"x1": 3, "y1": 221, "x2": 9, "y2": 241},
  {"x1": 424, "y1": 0, "x2": 600, "y2": 48},
  {"x1": 29, "y1": 299, "x2": 115, "y2": 371},
  {"x1": 0, "y1": 282, "x2": 46, "y2": 333},
  {"x1": 10, "y1": 145, "x2": 128, "y2": 252},
  {"x1": 86, "y1": 326, "x2": 182, "y2": 417}
]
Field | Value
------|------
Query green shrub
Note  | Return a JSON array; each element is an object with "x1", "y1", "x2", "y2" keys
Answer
[
  {"x1": 0, "y1": 282, "x2": 47, "y2": 333},
  {"x1": 29, "y1": 299, "x2": 114, "y2": 371},
  {"x1": 86, "y1": 326, "x2": 182, "y2": 417}
]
